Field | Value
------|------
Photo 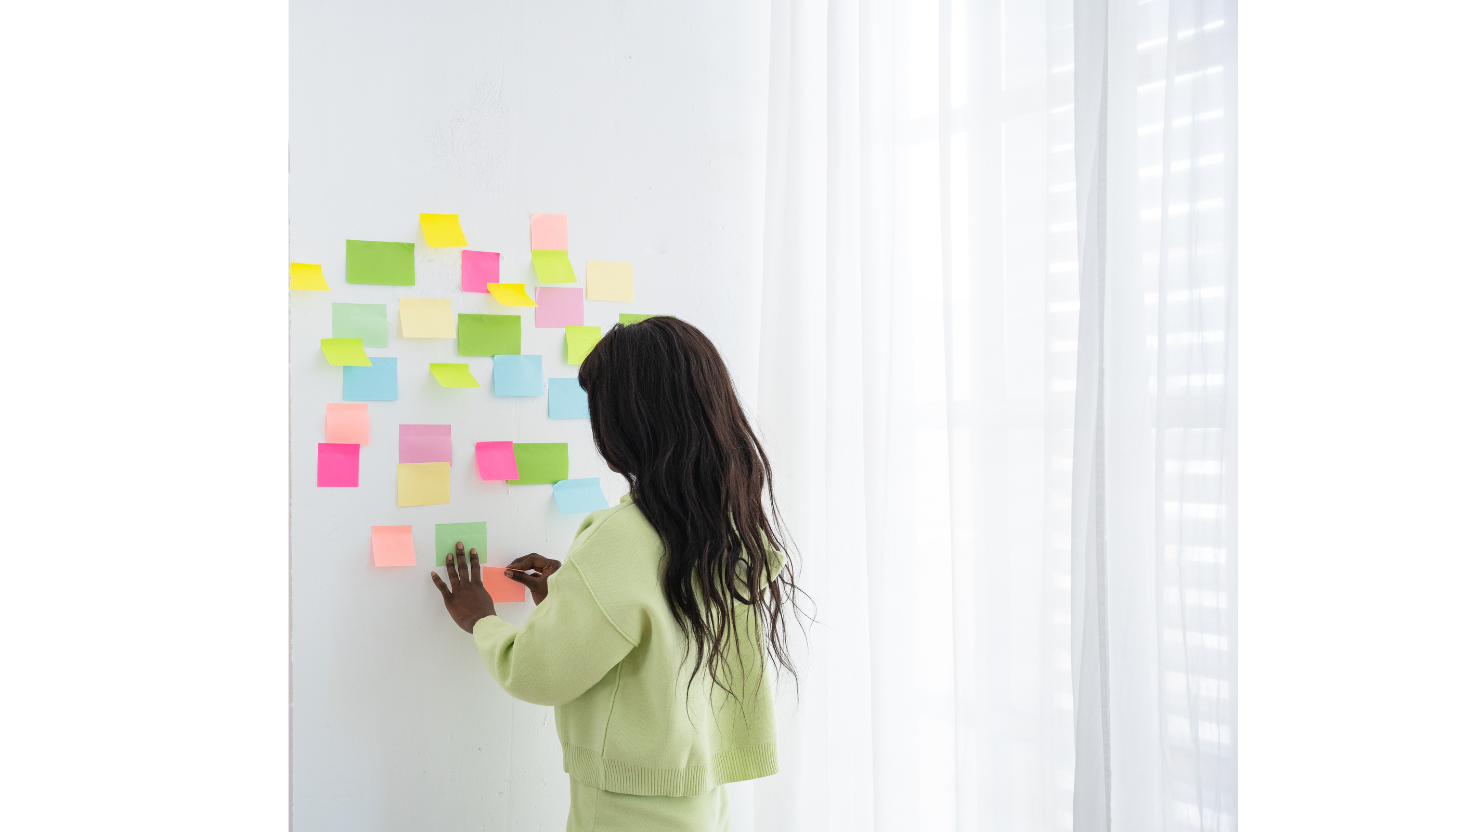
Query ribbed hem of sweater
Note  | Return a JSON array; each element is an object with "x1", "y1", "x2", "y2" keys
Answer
[{"x1": 562, "y1": 741, "x2": 779, "y2": 797}]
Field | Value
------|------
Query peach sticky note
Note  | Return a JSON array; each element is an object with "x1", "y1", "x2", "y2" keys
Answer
[
  {"x1": 585, "y1": 261, "x2": 633, "y2": 301},
  {"x1": 530, "y1": 213, "x2": 568, "y2": 250},
  {"x1": 462, "y1": 250, "x2": 500, "y2": 292},
  {"x1": 371, "y1": 525, "x2": 416, "y2": 567},
  {"x1": 485, "y1": 570, "x2": 527, "y2": 603},
  {"x1": 420, "y1": 213, "x2": 468, "y2": 247},
  {"x1": 487, "y1": 283, "x2": 538, "y2": 307},
  {"x1": 325, "y1": 403, "x2": 369, "y2": 444},
  {"x1": 399, "y1": 298, "x2": 455, "y2": 338},
  {"x1": 475, "y1": 441, "x2": 518, "y2": 480},
  {"x1": 290, "y1": 262, "x2": 329, "y2": 290},
  {"x1": 397, "y1": 462, "x2": 451, "y2": 506}
]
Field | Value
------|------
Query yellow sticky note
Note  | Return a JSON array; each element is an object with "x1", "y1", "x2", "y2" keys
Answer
[
  {"x1": 430, "y1": 363, "x2": 480, "y2": 388},
  {"x1": 290, "y1": 262, "x2": 329, "y2": 290},
  {"x1": 566, "y1": 326, "x2": 602, "y2": 365},
  {"x1": 585, "y1": 261, "x2": 633, "y2": 302},
  {"x1": 420, "y1": 213, "x2": 468, "y2": 247},
  {"x1": 487, "y1": 283, "x2": 538, "y2": 307},
  {"x1": 399, "y1": 298, "x2": 455, "y2": 338},
  {"x1": 321, "y1": 338, "x2": 371, "y2": 366},
  {"x1": 397, "y1": 461, "x2": 451, "y2": 506}
]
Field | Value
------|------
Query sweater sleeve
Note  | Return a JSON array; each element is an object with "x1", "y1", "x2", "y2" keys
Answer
[{"x1": 472, "y1": 560, "x2": 638, "y2": 707}]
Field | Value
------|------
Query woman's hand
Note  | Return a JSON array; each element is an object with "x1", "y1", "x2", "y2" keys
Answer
[
  {"x1": 431, "y1": 542, "x2": 497, "y2": 633},
  {"x1": 503, "y1": 554, "x2": 562, "y2": 605}
]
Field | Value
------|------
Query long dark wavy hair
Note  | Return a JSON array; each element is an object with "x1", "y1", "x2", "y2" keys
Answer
[{"x1": 577, "y1": 316, "x2": 802, "y2": 699}]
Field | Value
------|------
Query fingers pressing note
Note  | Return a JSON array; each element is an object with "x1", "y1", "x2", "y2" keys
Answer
[
  {"x1": 447, "y1": 541, "x2": 464, "y2": 590},
  {"x1": 468, "y1": 548, "x2": 481, "y2": 585}
]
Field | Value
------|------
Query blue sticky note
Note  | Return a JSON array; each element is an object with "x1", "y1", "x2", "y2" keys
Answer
[
  {"x1": 553, "y1": 478, "x2": 609, "y2": 515},
  {"x1": 492, "y1": 355, "x2": 543, "y2": 397},
  {"x1": 343, "y1": 356, "x2": 398, "y2": 401},
  {"x1": 547, "y1": 378, "x2": 590, "y2": 419}
]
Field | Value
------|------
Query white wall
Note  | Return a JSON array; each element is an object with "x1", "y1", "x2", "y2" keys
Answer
[{"x1": 289, "y1": 3, "x2": 770, "y2": 828}]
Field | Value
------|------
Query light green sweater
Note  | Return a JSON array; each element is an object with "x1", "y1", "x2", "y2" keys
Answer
[{"x1": 472, "y1": 494, "x2": 781, "y2": 797}]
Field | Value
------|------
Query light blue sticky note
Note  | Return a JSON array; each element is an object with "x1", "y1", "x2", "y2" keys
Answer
[
  {"x1": 343, "y1": 356, "x2": 398, "y2": 401},
  {"x1": 547, "y1": 378, "x2": 590, "y2": 419},
  {"x1": 492, "y1": 354, "x2": 543, "y2": 397},
  {"x1": 553, "y1": 478, "x2": 609, "y2": 515}
]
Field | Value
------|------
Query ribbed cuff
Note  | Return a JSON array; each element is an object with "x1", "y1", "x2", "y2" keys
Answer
[{"x1": 562, "y1": 741, "x2": 779, "y2": 798}]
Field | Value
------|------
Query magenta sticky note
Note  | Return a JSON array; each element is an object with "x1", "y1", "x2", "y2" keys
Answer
[
  {"x1": 530, "y1": 213, "x2": 568, "y2": 250},
  {"x1": 535, "y1": 287, "x2": 584, "y2": 328},
  {"x1": 399, "y1": 424, "x2": 452, "y2": 464},
  {"x1": 475, "y1": 441, "x2": 519, "y2": 481},
  {"x1": 462, "y1": 250, "x2": 500, "y2": 292},
  {"x1": 371, "y1": 525, "x2": 416, "y2": 567},
  {"x1": 317, "y1": 443, "x2": 360, "y2": 487}
]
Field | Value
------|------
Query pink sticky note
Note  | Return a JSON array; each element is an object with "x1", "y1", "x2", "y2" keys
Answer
[
  {"x1": 475, "y1": 441, "x2": 519, "y2": 481},
  {"x1": 530, "y1": 213, "x2": 568, "y2": 250},
  {"x1": 535, "y1": 287, "x2": 584, "y2": 328},
  {"x1": 371, "y1": 525, "x2": 416, "y2": 567},
  {"x1": 485, "y1": 570, "x2": 527, "y2": 602},
  {"x1": 462, "y1": 250, "x2": 500, "y2": 292},
  {"x1": 317, "y1": 443, "x2": 360, "y2": 487},
  {"x1": 399, "y1": 424, "x2": 452, "y2": 464},
  {"x1": 325, "y1": 403, "x2": 370, "y2": 444}
]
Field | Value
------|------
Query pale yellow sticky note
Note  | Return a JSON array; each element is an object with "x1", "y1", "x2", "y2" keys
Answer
[
  {"x1": 397, "y1": 461, "x2": 451, "y2": 506},
  {"x1": 399, "y1": 298, "x2": 455, "y2": 338},
  {"x1": 290, "y1": 262, "x2": 329, "y2": 290},
  {"x1": 586, "y1": 260, "x2": 633, "y2": 301},
  {"x1": 321, "y1": 338, "x2": 371, "y2": 366},
  {"x1": 420, "y1": 213, "x2": 468, "y2": 247},
  {"x1": 487, "y1": 283, "x2": 538, "y2": 307}
]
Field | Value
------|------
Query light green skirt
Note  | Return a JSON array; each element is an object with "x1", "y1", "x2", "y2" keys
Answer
[{"x1": 567, "y1": 776, "x2": 730, "y2": 832}]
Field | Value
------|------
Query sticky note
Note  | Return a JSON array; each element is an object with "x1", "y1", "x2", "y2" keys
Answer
[
  {"x1": 475, "y1": 441, "x2": 518, "y2": 480},
  {"x1": 492, "y1": 355, "x2": 543, "y2": 396},
  {"x1": 462, "y1": 250, "x2": 500, "y2": 291},
  {"x1": 535, "y1": 287, "x2": 584, "y2": 327},
  {"x1": 325, "y1": 403, "x2": 369, "y2": 444},
  {"x1": 321, "y1": 338, "x2": 371, "y2": 366},
  {"x1": 420, "y1": 213, "x2": 468, "y2": 247},
  {"x1": 487, "y1": 283, "x2": 538, "y2": 307},
  {"x1": 620, "y1": 313, "x2": 674, "y2": 325},
  {"x1": 585, "y1": 261, "x2": 633, "y2": 301},
  {"x1": 509, "y1": 443, "x2": 569, "y2": 485},
  {"x1": 532, "y1": 249, "x2": 578, "y2": 283},
  {"x1": 430, "y1": 363, "x2": 479, "y2": 388},
  {"x1": 343, "y1": 356, "x2": 398, "y2": 401},
  {"x1": 397, "y1": 461, "x2": 451, "y2": 506},
  {"x1": 346, "y1": 240, "x2": 415, "y2": 285},
  {"x1": 435, "y1": 521, "x2": 488, "y2": 567},
  {"x1": 332, "y1": 303, "x2": 388, "y2": 347},
  {"x1": 317, "y1": 443, "x2": 360, "y2": 487},
  {"x1": 565, "y1": 326, "x2": 602, "y2": 364},
  {"x1": 290, "y1": 262, "x2": 329, "y2": 290},
  {"x1": 548, "y1": 378, "x2": 590, "y2": 419},
  {"x1": 399, "y1": 424, "x2": 452, "y2": 464},
  {"x1": 458, "y1": 314, "x2": 521, "y2": 356},
  {"x1": 553, "y1": 478, "x2": 610, "y2": 514},
  {"x1": 399, "y1": 298, "x2": 455, "y2": 338},
  {"x1": 371, "y1": 525, "x2": 416, "y2": 567},
  {"x1": 530, "y1": 213, "x2": 568, "y2": 250}
]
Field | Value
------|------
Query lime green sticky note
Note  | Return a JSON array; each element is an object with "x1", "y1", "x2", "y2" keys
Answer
[
  {"x1": 458, "y1": 313, "x2": 521, "y2": 356},
  {"x1": 619, "y1": 313, "x2": 675, "y2": 325},
  {"x1": 430, "y1": 363, "x2": 480, "y2": 387},
  {"x1": 289, "y1": 262, "x2": 329, "y2": 290},
  {"x1": 509, "y1": 443, "x2": 569, "y2": 485},
  {"x1": 434, "y1": 521, "x2": 488, "y2": 566},
  {"x1": 321, "y1": 338, "x2": 371, "y2": 366},
  {"x1": 420, "y1": 213, "x2": 468, "y2": 247},
  {"x1": 332, "y1": 303, "x2": 388, "y2": 348},
  {"x1": 565, "y1": 326, "x2": 602, "y2": 365},
  {"x1": 346, "y1": 240, "x2": 415, "y2": 285},
  {"x1": 531, "y1": 249, "x2": 578, "y2": 283}
]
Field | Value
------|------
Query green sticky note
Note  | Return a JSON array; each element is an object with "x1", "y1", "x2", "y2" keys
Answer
[
  {"x1": 430, "y1": 363, "x2": 479, "y2": 388},
  {"x1": 434, "y1": 521, "x2": 488, "y2": 567},
  {"x1": 458, "y1": 314, "x2": 521, "y2": 356},
  {"x1": 346, "y1": 240, "x2": 415, "y2": 285},
  {"x1": 531, "y1": 249, "x2": 578, "y2": 283},
  {"x1": 320, "y1": 338, "x2": 371, "y2": 366},
  {"x1": 509, "y1": 443, "x2": 569, "y2": 485},
  {"x1": 619, "y1": 313, "x2": 675, "y2": 325},
  {"x1": 565, "y1": 326, "x2": 602, "y2": 365},
  {"x1": 332, "y1": 303, "x2": 388, "y2": 348}
]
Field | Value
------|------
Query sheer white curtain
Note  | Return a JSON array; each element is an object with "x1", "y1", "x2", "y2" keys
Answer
[{"x1": 748, "y1": 1, "x2": 1235, "y2": 830}]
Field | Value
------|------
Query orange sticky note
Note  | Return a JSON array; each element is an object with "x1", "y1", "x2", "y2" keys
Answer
[
  {"x1": 485, "y1": 570, "x2": 527, "y2": 603},
  {"x1": 371, "y1": 525, "x2": 416, "y2": 567},
  {"x1": 325, "y1": 403, "x2": 370, "y2": 444}
]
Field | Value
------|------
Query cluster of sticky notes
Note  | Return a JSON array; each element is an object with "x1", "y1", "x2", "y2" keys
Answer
[
  {"x1": 530, "y1": 214, "x2": 577, "y2": 283},
  {"x1": 318, "y1": 403, "x2": 369, "y2": 488},
  {"x1": 397, "y1": 424, "x2": 452, "y2": 506},
  {"x1": 493, "y1": 355, "x2": 543, "y2": 396}
]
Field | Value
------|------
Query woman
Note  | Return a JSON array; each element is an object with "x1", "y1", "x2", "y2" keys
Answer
[{"x1": 432, "y1": 317, "x2": 801, "y2": 832}]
